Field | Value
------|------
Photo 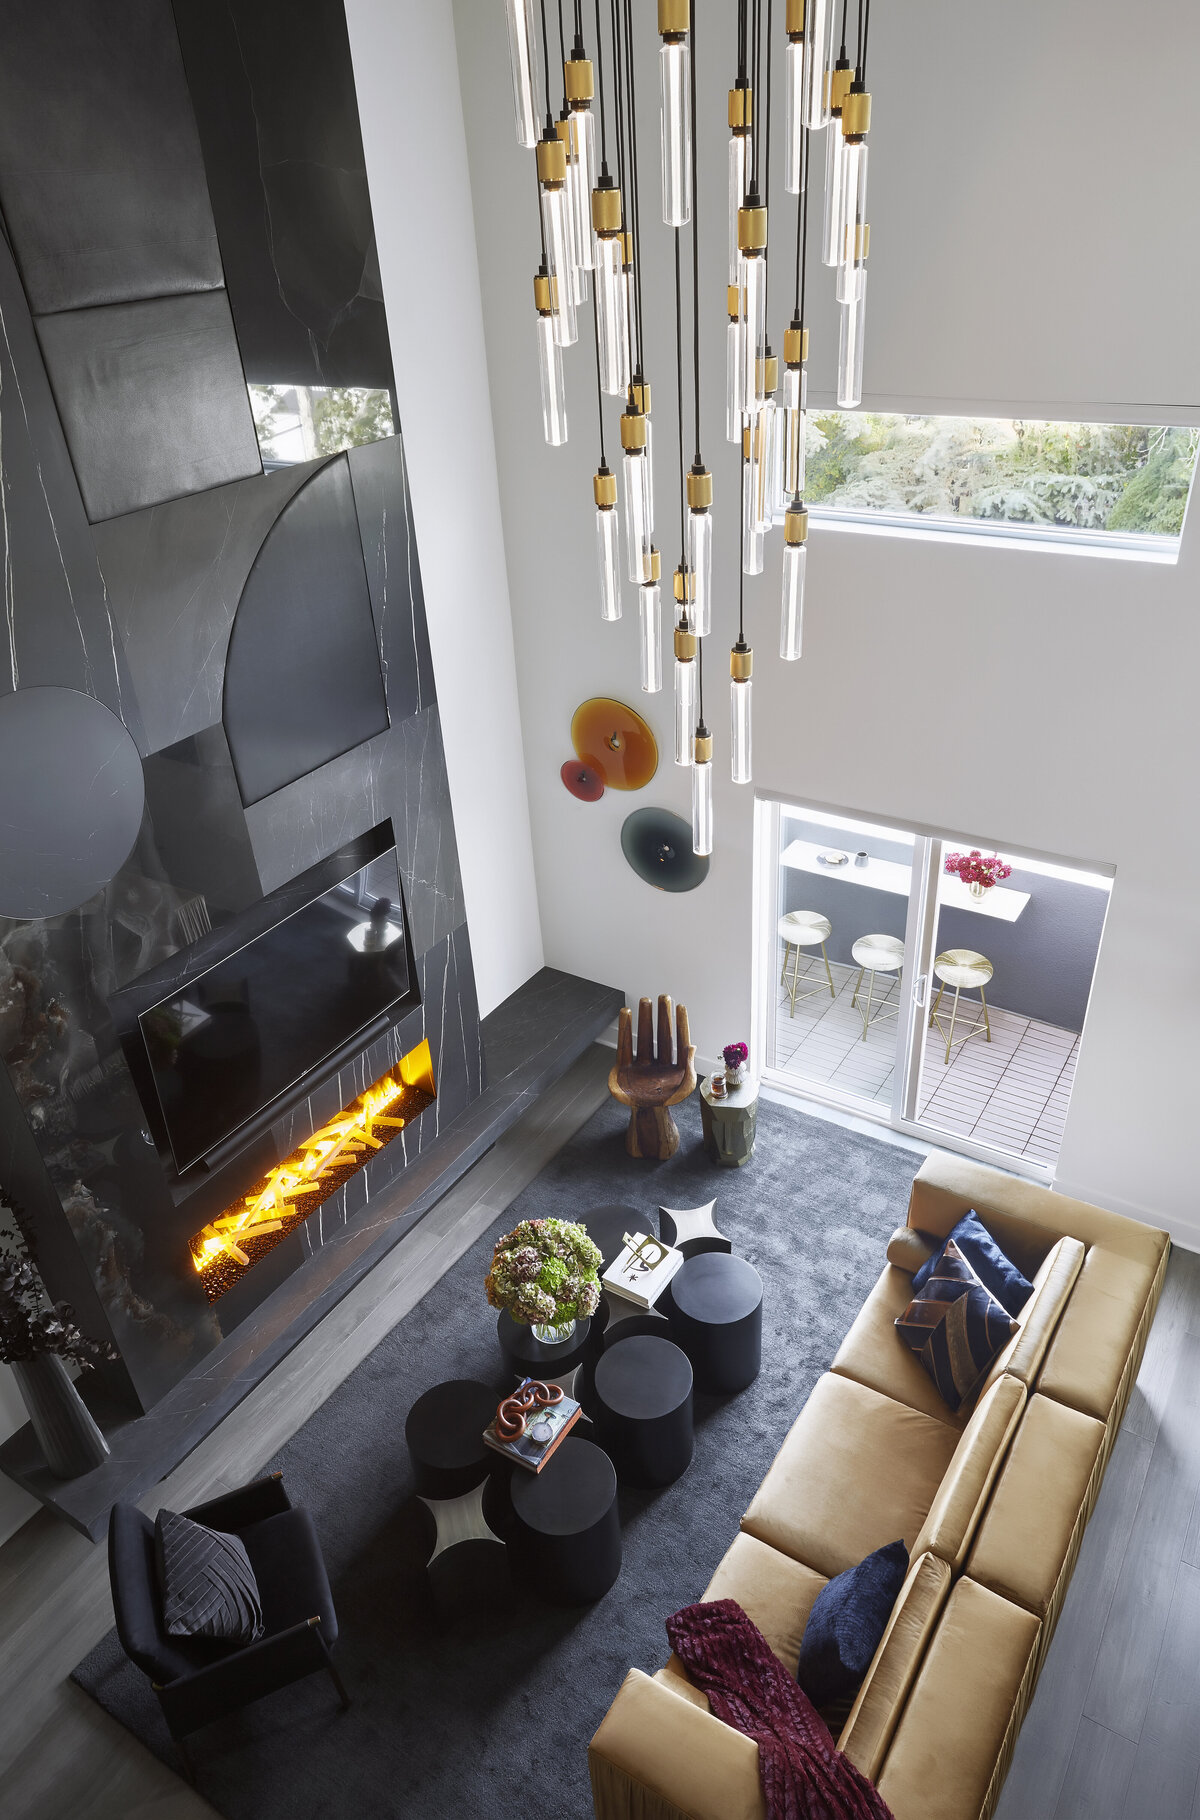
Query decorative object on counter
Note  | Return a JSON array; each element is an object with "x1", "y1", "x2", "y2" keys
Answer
[
  {"x1": 608, "y1": 996, "x2": 697, "y2": 1159},
  {"x1": 0, "y1": 1203, "x2": 116, "y2": 1479},
  {"x1": 484, "y1": 1218, "x2": 602, "y2": 1346},
  {"x1": 817, "y1": 848, "x2": 849, "y2": 866},
  {"x1": 944, "y1": 849, "x2": 1012, "y2": 899},
  {"x1": 854, "y1": 850, "x2": 869, "y2": 866},
  {"x1": 621, "y1": 807, "x2": 710, "y2": 891},
  {"x1": 700, "y1": 1070, "x2": 759, "y2": 1168},
  {"x1": 722, "y1": 1041, "x2": 749, "y2": 1087},
  {"x1": 560, "y1": 757, "x2": 605, "y2": 801},
  {"x1": 659, "y1": 1200, "x2": 732, "y2": 1258},
  {"x1": 929, "y1": 948, "x2": 994, "y2": 1065},
  {"x1": 708, "y1": 1071, "x2": 728, "y2": 1099},
  {"x1": 601, "y1": 1232, "x2": 685, "y2": 1309},
  {"x1": 570, "y1": 697, "x2": 658, "y2": 789},
  {"x1": 484, "y1": 1377, "x2": 581, "y2": 1473}
]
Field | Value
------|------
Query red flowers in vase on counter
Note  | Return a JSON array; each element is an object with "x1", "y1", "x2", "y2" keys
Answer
[{"x1": 944, "y1": 850, "x2": 1012, "y2": 891}]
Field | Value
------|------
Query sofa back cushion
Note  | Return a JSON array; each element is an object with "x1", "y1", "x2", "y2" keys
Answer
[
  {"x1": 976, "y1": 1234, "x2": 1084, "y2": 1401},
  {"x1": 910, "y1": 1372, "x2": 1026, "y2": 1571},
  {"x1": 837, "y1": 1550, "x2": 951, "y2": 1785}
]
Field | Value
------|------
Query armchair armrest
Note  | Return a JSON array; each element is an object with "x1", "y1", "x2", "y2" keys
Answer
[
  {"x1": 154, "y1": 1613, "x2": 328, "y2": 1738},
  {"x1": 588, "y1": 1669, "x2": 766, "y2": 1820},
  {"x1": 183, "y1": 1472, "x2": 291, "y2": 1533}
]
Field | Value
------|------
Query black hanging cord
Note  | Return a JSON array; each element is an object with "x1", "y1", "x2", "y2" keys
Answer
[
  {"x1": 622, "y1": 0, "x2": 647, "y2": 376},
  {"x1": 860, "y1": 0, "x2": 872, "y2": 79},
  {"x1": 593, "y1": 0, "x2": 609, "y2": 167},
  {"x1": 593, "y1": 305, "x2": 607, "y2": 465},
  {"x1": 690, "y1": 0, "x2": 702, "y2": 467},
  {"x1": 763, "y1": 0, "x2": 773, "y2": 322},
  {"x1": 609, "y1": 0, "x2": 635, "y2": 394},
  {"x1": 750, "y1": 0, "x2": 762, "y2": 189},
  {"x1": 539, "y1": 0, "x2": 554, "y2": 129},
  {"x1": 737, "y1": 0, "x2": 748, "y2": 81},
  {"x1": 839, "y1": 0, "x2": 849, "y2": 62},
  {"x1": 855, "y1": 0, "x2": 864, "y2": 78},
  {"x1": 674, "y1": 230, "x2": 687, "y2": 580},
  {"x1": 738, "y1": 443, "x2": 746, "y2": 641},
  {"x1": 557, "y1": 0, "x2": 567, "y2": 87}
]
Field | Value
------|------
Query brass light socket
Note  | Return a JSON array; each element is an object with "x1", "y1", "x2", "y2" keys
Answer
[
  {"x1": 556, "y1": 116, "x2": 572, "y2": 154},
  {"x1": 631, "y1": 376, "x2": 651, "y2": 415},
  {"x1": 673, "y1": 565, "x2": 695, "y2": 603},
  {"x1": 784, "y1": 324, "x2": 809, "y2": 365},
  {"x1": 533, "y1": 270, "x2": 556, "y2": 314},
  {"x1": 686, "y1": 466, "x2": 713, "y2": 509},
  {"x1": 592, "y1": 182, "x2": 623, "y2": 235},
  {"x1": 760, "y1": 352, "x2": 779, "y2": 395},
  {"x1": 785, "y1": 505, "x2": 810, "y2": 545},
  {"x1": 786, "y1": 0, "x2": 804, "y2": 34},
  {"x1": 593, "y1": 466, "x2": 617, "y2": 508},
  {"x1": 647, "y1": 547, "x2": 662, "y2": 583},
  {"x1": 658, "y1": 0, "x2": 689, "y2": 35},
  {"x1": 621, "y1": 230, "x2": 635, "y2": 267},
  {"x1": 564, "y1": 56, "x2": 594, "y2": 102},
  {"x1": 727, "y1": 283, "x2": 741, "y2": 321},
  {"x1": 693, "y1": 730, "x2": 713, "y2": 765},
  {"x1": 737, "y1": 204, "x2": 767, "y2": 254},
  {"x1": 728, "y1": 83, "x2": 753, "y2": 129},
  {"x1": 742, "y1": 425, "x2": 751, "y2": 458},
  {"x1": 829, "y1": 62, "x2": 853, "y2": 115},
  {"x1": 730, "y1": 642, "x2": 753, "y2": 681},
  {"x1": 674, "y1": 626, "x2": 697, "y2": 661},
  {"x1": 842, "y1": 89, "x2": 872, "y2": 137},
  {"x1": 620, "y1": 408, "x2": 648, "y2": 452},
  {"x1": 536, "y1": 135, "x2": 567, "y2": 186}
]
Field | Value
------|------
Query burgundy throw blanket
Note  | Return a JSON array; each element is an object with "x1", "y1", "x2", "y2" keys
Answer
[{"x1": 665, "y1": 1599, "x2": 895, "y2": 1820}]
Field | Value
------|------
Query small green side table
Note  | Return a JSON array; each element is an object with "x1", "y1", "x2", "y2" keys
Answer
[{"x1": 700, "y1": 1074, "x2": 758, "y2": 1167}]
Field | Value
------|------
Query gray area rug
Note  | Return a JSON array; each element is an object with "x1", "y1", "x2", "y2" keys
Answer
[{"x1": 73, "y1": 1091, "x2": 924, "y2": 1819}]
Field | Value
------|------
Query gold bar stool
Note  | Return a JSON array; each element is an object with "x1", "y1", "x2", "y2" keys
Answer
[
  {"x1": 850, "y1": 934, "x2": 905, "y2": 1040},
  {"x1": 778, "y1": 912, "x2": 835, "y2": 1017},
  {"x1": 929, "y1": 949, "x2": 993, "y2": 1064}
]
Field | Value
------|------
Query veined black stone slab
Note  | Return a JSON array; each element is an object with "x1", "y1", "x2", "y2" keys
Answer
[{"x1": 0, "y1": 968, "x2": 622, "y2": 1538}]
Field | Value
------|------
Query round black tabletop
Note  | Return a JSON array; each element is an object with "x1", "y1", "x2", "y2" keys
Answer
[
  {"x1": 577, "y1": 1203, "x2": 658, "y2": 1271},
  {"x1": 592, "y1": 1334, "x2": 694, "y2": 1488},
  {"x1": 667, "y1": 1252, "x2": 764, "y2": 1395},
  {"x1": 509, "y1": 1436, "x2": 622, "y2": 1603},
  {"x1": 497, "y1": 1310, "x2": 595, "y2": 1379},
  {"x1": 404, "y1": 1378, "x2": 498, "y2": 1499}
]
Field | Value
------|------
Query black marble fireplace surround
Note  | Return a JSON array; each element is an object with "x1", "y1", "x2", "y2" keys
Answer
[{"x1": 0, "y1": 0, "x2": 522, "y2": 1468}]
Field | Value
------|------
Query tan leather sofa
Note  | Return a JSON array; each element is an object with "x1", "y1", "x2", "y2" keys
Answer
[{"x1": 588, "y1": 1153, "x2": 1169, "y2": 1820}]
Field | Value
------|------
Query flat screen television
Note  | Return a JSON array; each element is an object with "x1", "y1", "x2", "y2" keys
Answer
[{"x1": 137, "y1": 847, "x2": 413, "y2": 1173}]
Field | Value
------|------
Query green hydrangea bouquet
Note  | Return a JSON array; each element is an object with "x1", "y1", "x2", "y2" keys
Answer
[{"x1": 485, "y1": 1217, "x2": 602, "y2": 1337}]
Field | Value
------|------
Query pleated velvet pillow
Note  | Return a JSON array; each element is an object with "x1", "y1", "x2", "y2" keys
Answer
[
  {"x1": 894, "y1": 1239, "x2": 1019, "y2": 1412},
  {"x1": 155, "y1": 1509, "x2": 264, "y2": 1644}
]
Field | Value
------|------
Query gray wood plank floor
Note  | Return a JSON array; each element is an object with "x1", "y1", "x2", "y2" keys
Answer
[{"x1": 2, "y1": 1068, "x2": 1197, "y2": 1820}]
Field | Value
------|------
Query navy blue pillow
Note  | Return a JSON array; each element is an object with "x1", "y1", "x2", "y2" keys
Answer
[
  {"x1": 910, "y1": 1209, "x2": 1032, "y2": 1317},
  {"x1": 797, "y1": 1540, "x2": 909, "y2": 1709}
]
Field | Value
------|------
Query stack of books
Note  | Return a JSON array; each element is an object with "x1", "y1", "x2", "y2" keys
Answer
[{"x1": 601, "y1": 1232, "x2": 684, "y2": 1309}]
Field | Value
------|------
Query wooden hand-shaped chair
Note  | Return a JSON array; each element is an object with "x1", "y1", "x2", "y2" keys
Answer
[{"x1": 608, "y1": 996, "x2": 696, "y2": 1160}]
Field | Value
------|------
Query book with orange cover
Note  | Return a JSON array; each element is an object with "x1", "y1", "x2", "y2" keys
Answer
[{"x1": 482, "y1": 1381, "x2": 582, "y2": 1473}]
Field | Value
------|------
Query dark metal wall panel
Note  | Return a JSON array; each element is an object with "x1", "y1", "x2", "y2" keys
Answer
[
  {"x1": 36, "y1": 292, "x2": 263, "y2": 522},
  {"x1": 0, "y1": 0, "x2": 223, "y2": 313}
]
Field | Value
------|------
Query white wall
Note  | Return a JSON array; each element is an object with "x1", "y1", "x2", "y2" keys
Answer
[
  {"x1": 346, "y1": 0, "x2": 544, "y2": 1017},
  {"x1": 453, "y1": 0, "x2": 1200, "y2": 1246}
]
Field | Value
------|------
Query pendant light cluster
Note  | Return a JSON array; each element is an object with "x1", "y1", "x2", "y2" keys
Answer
[{"x1": 503, "y1": 0, "x2": 875, "y2": 859}]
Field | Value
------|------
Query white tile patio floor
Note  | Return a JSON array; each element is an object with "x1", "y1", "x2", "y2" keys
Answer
[{"x1": 772, "y1": 957, "x2": 1078, "y2": 1168}]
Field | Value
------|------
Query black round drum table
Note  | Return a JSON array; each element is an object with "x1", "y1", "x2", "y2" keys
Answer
[
  {"x1": 509, "y1": 1436, "x2": 621, "y2": 1604},
  {"x1": 497, "y1": 1311, "x2": 595, "y2": 1381},
  {"x1": 667, "y1": 1253, "x2": 763, "y2": 1394},
  {"x1": 404, "y1": 1378, "x2": 499, "y2": 1498},
  {"x1": 578, "y1": 1202, "x2": 658, "y2": 1271},
  {"x1": 592, "y1": 1334, "x2": 694, "y2": 1488}
]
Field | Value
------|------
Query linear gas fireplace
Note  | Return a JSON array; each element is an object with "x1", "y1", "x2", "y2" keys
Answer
[{"x1": 190, "y1": 1039, "x2": 435, "y2": 1300}]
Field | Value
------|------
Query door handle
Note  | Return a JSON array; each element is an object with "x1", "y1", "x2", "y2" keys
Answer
[{"x1": 913, "y1": 974, "x2": 929, "y2": 1008}]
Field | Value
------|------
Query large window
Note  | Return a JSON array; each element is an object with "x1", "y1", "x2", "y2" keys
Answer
[{"x1": 806, "y1": 414, "x2": 1199, "y2": 546}]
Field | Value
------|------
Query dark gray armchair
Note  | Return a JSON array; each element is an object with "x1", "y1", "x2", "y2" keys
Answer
[{"x1": 108, "y1": 1472, "x2": 347, "y2": 1777}]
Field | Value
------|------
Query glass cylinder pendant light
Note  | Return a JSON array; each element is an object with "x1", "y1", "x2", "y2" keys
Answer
[
  {"x1": 592, "y1": 177, "x2": 629, "y2": 395},
  {"x1": 782, "y1": 320, "x2": 809, "y2": 499},
  {"x1": 674, "y1": 620, "x2": 697, "y2": 765},
  {"x1": 802, "y1": 0, "x2": 835, "y2": 128},
  {"x1": 504, "y1": 0, "x2": 540, "y2": 148},
  {"x1": 727, "y1": 83, "x2": 751, "y2": 281},
  {"x1": 658, "y1": 0, "x2": 691, "y2": 227},
  {"x1": 556, "y1": 115, "x2": 587, "y2": 305},
  {"x1": 533, "y1": 267, "x2": 567, "y2": 445},
  {"x1": 784, "y1": 0, "x2": 806, "y2": 194},
  {"x1": 837, "y1": 268, "x2": 867, "y2": 408},
  {"x1": 537, "y1": 129, "x2": 577, "y2": 344},
  {"x1": 691, "y1": 721, "x2": 713, "y2": 855},
  {"x1": 726, "y1": 284, "x2": 744, "y2": 443},
  {"x1": 737, "y1": 193, "x2": 768, "y2": 414},
  {"x1": 594, "y1": 464, "x2": 620, "y2": 620},
  {"x1": 821, "y1": 60, "x2": 852, "y2": 266},
  {"x1": 639, "y1": 548, "x2": 662, "y2": 691},
  {"x1": 730, "y1": 638, "x2": 752, "y2": 783},
  {"x1": 686, "y1": 466, "x2": 713, "y2": 636},
  {"x1": 621, "y1": 401, "x2": 654, "y2": 583},
  {"x1": 742, "y1": 425, "x2": 764, "y2": 575},
  {"x1": 565, "y1": 44, "x2": 597, "y2": 272},
  {"x1": 631, "y1": 372, "x2": 653, "y2": 531},
  {"x1": 836, "y1": 87, "x2": 871, "y2": 294},
  {"x1": 780, "y1": 502, "x2": 808, "y2": 660}
]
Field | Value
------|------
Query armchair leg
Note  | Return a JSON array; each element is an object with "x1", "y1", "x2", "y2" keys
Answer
[{"x1": 316, "y1": 1630, "x2": 350, "y2": 1710}]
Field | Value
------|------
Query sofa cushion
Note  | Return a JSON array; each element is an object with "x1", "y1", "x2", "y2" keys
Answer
[
  {"x1": 741, "y1": 1374, "x2": 959, "y2": 1581},
  {"x1": 875, "y1": 1578, "x2": 1040, "y2": 1820},
  {"x1": 1036, "y1": 1243, "x2": 1160, "y2": 1425},
  {"x1": 911, "y1": 1209, "x2": 1033, "y2": 1315},
  {"x1": 797, "y1": 1540, "x2": 909, "y2": 1711},
  {"x1": 886, "y1": 1226, "x2": 937, "y2": 1275},
  {"x1": 838, "y1": 1551, "x2": 951, "y2": 1786},
  {"x1": 660, "y1": 1534, "x2": 829, "y2": 1707},
  {"x1": 967, "y1": 1393, "x2": 1106, "y2": 1618},
  {"x1": 895, "y1": 1241, "x2": 1018, "y2": 1412},
  {"x1": 910, "y1": 1372, "x2": 1026, "y2": 1571},
  {"x1": 833, "y1": 1266, "x2": 973, "y2": 1428},
  {"x1": 973, "y1": 1234, "x2": 1085, "y2": 1404}
]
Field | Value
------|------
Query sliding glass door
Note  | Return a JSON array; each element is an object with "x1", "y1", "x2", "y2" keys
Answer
[{"x1": 759, "y1": 801, "x2": 1112, "y2": 1176}]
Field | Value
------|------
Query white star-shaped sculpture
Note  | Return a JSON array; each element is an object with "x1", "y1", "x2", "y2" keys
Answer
[{"x1": 658, "y1": 1199, "x2": 731, "y2": 1258}]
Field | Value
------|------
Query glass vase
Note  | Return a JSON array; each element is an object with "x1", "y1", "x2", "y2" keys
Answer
[
  {"x1": 969, "y1": 881, "x2": 988, "y2": 899},
  {"x1": 532, "y1": 1317, "x2": 577, "y2": 1345}
]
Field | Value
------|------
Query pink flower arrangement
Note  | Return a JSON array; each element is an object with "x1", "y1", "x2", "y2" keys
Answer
[
  {"x1": 722, "y1": 1042, "x2": 748, "y2": 1069},
  {"x1": 944, "y1": 850, "x2": 1012, "y2": 890}
]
